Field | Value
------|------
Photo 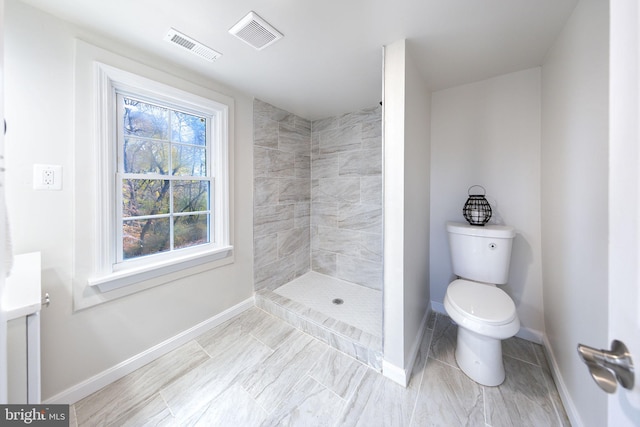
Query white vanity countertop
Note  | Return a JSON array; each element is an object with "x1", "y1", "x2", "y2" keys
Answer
[{"x1": 3, "y1": 252, "x2": 42, "y2": 320}]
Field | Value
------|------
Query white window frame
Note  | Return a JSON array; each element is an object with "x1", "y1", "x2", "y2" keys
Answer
[{"x1": 88, "y1": 63, "x2": 232, "y2": 292}]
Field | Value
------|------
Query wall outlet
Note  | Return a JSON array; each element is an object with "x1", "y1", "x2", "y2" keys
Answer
[{"x1": 33, "y1": 164, "x2": 62, "y2": 190}]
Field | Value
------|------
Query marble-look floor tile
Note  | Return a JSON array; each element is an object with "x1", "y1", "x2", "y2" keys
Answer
[
  {"x1": 502, "y1": 336, "x2": 539, "y2": 365},
  {"x1": 261, "y1": 376, "x2": 345, "y2": 427},
  {"x1": 426, "y1": 310, "x2": 437, "y2": 330},
  {"x1": 70, "y1": 307, "x2": 570, "y2": 427},
  {"x1": 411, "y1": 327, "x2": 434, "y2": 389},
  {"x1": 335, "y1": 368, "x2": 385, "y2": 426},
  {"x1": 533, "y1": 345, "x2": 572, "y2": 427},
  {"x1": 336, "y1": 330, "x2": 432, "y2": 427},
  {"x1": 183, "y1": 382, "x2": 267, "y2": 427},
  {"x1": 74, "y1": 340, "x2": 210, "y2": 426},
  {"x1": 337, "y1": 369, "x2": 417, "y2": 427},
  {"x1": 161, "y1": 334, "x2": 272, "y2": 420},
  {"x1": 485, "y1": 355, "x2": 559, "y2": 427},
  {"x1": 196, "y1": 307, "x2": 266, "y2": 356},
  {"x1": 307, "y1": 347, "x2": 368, "y2": 399},
  {"x1": 241, "y1": 331, "x2": 328, "y2": 413},
  {"x1": 411, "y1": 357, "x2": 485, "y2": 427},
  {"x1": 68, "y1": 405, "x2": 77, "y2": 427},
  {"x1": 110, "y1": 393, "x2": 174, "y2": 427},
  {"x1": 249, "y1": 310, "x2": 298, "y2": 350},
  {"x1": 428, "y1": 313, "x2": 458, "y2": 368}
]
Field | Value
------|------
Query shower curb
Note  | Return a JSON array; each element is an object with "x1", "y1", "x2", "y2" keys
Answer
[{"x1": 255, "y1": 289, "x2": 383, "y2": 371}]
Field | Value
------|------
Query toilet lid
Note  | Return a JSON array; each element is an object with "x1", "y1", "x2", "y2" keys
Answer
[{"x1": 446, "y1": 279, "x2": 516, "y2": 325}]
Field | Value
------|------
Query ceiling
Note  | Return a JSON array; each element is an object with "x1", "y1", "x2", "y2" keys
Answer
[{"x1": 19, "y1": 0, "x2": 578, "y2": 121}]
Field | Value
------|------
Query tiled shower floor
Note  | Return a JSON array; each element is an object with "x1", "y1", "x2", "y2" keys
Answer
[
  {"x1": 256, "y1": 272, "x2": 383, "y2": 370},
  {"x1": 273, "y1": 272, "x2": 382, "y2": 337}
]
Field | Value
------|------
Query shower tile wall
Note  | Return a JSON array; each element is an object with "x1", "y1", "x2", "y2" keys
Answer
[
  {"x1": 311, "y1": 107, "x2": 383, "y2": 290},
  {"x1": 253, "y1": 99, "x2": 311, "y2": 290},
  {"x1": 253, "y1": 99, "x2": 382, "y2": 291}
]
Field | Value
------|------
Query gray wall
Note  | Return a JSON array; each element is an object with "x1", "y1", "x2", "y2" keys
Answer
[
  {"x1": 253, "y1": 100, "x2": 382, "y2": 291},
  {"x1": 311, "y1": 107, "x2": 383, "y2": 289},
  {"x1": 253, "y1": 99, "x2": 311, "y2": 291}
]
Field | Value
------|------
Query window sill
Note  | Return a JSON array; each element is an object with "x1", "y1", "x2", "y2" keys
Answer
[{"x1": 88, "y1": 246, "x2": 233, "y2": 293}]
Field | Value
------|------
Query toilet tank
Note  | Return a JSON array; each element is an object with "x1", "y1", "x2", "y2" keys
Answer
[{"x1": 446, "y1": 221, "x2": 516, "y2": 285}]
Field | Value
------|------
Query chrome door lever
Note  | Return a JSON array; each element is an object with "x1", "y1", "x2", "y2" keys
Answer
[{"x1": 577, "y1": 340, "x2": 634, "y2": 393}]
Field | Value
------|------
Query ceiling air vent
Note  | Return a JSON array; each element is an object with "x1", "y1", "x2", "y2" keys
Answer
[
  {"x1": 164, "y1": 28, "x2": 222, "y2": 62},
  {"x1": 229, "y1": 11, "x2": 283, "y2": 50}
]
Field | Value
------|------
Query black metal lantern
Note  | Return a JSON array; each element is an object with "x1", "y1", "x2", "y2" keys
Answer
[{"x1": 463, "y1": 185, "x2": 492, "y2": 226}]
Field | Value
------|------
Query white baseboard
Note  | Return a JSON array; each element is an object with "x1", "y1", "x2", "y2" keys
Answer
[
  {"x1": 383, "y1": 304, "x2": 431, "y2": 387},
  {"x1": 516, "y1": 326, "x2": 543, "y2": 344},
  {"x1": 542, "y1": 335, "x2": 583, "y2": 427},
  {"x1": 45, "y1": 297, "x2": 254, "y2": 405},
  {"x1": 382, "y1": 360, "x2": 407, "y2": 386},
  {"x1": 431, "y1": 301, "x2": 446, "y2": 314}
]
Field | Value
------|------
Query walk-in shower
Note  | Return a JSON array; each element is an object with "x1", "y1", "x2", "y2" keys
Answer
[{"x1": 253, "y1": 99, "x2": 383, "y2": 370}]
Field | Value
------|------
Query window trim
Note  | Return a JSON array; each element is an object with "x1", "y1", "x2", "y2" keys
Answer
[{"x1": 88, "y1": 62, "x2": 232, "y2": 293}]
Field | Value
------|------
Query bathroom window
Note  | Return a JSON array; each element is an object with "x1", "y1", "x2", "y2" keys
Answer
[
  {"x1": 87, "y1": 63, "x2": 232, "y2": 293},
  {"x1": 117, "y1": 95, "x2": 212, "y2": 261}
]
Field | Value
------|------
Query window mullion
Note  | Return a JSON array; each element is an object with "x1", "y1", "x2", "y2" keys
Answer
[
  {"x1": 169, "y1": 180, "x2": 175, "y2": 251},
  {"x1": 168, "y1": 109, "x2": 175, "y2": 251}
]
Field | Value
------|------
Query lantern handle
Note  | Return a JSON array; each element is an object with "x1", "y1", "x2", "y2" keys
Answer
[{"x1": 468, "y1": 185, "x2": 486, "y2": 196}]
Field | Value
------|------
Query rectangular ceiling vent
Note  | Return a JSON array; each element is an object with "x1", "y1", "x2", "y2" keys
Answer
[
  {"x1": 164, "y1": 28, "x2": 222, "y2": 62},
  {"x1": 229, "y1": 11, "x2": 283, "y2": 50}
]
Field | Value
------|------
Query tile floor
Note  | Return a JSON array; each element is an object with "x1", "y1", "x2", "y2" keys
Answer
[{"x1": 70, "y1": 307, "x2": 570, "y2": 426}]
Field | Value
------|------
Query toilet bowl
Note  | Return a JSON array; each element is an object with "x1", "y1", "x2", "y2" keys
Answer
[
  {"x1": 444, "y1": 221, "x2": 520, "y2": 386},
  {"x1": 444, "y1": 279, "x2": 520, "y2": 386}
]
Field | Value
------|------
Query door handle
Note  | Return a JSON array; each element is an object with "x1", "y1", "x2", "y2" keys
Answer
[{"x1": 577, "y1": 340, "x2": 634, "y2": 393}]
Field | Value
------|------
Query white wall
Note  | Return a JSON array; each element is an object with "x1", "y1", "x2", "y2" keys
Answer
[
  {"x1": 383, "y1": 39, "x2": 431, "y2": 385},
  {"x1": 402, "y1": 45, "x2": 431, "y2": 369},
  {"x1": 4, "y1": 0, "x2": 254, "y2": 401},
  {"x1": 429, "y1": 68, "x2": 544, "y2": 340},
  {"x1": 541, "y1": 0, "x2": 609, "y2": 425}
]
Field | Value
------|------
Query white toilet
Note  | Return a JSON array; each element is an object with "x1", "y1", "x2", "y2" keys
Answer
[{"x1": 444, "y1": 221, "x2": 520, "y2": 386}]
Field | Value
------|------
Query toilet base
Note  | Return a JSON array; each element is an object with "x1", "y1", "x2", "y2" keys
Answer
[{"x1": 455, "y1": 326, "x2": 505, "y2": 386}]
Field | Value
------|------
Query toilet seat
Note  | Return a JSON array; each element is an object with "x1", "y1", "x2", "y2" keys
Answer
[
  {"x1": 446, "y1": 279, "x2": 516, "y2": 325},
  {"x1": 444, "y1": 279, "x2": 520, "y2": 340}
]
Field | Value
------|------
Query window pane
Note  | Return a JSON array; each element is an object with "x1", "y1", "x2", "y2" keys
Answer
[
  {"x1": 174, "y1": 214, "x2": 209, "y2": 249},
  {"x1": 124, "y1": 138, "x2": 169, "y2": 174},
  {"x1": 173, "y1": 181, "x2": 209, "y2": 213},
  {"x1": 172, "y1": 145, "x2": 206, "y2": 176},
  {"x1": 123, "y1": 98, "x2": 169, "y2": 139},
  {"x1": 123, "y1": 218, "x2": 170, "y2": 259},
  {"x1": 122, "y1": 179, "x2": 170, "y2": 217},
  {"x1": 171, "y1": 111, "x2": 206, "y2": 146}
]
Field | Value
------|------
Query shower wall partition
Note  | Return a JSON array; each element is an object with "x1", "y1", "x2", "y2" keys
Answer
[
  {"x1": 311, "y1": 108, "x2": 383, "y2": 289},
  {"x1": 253, "y1": 99, "x2": 383, "y2": 370},
  {"x1": 253, "y1": 99, "x2": 311, "y2": 291}
]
